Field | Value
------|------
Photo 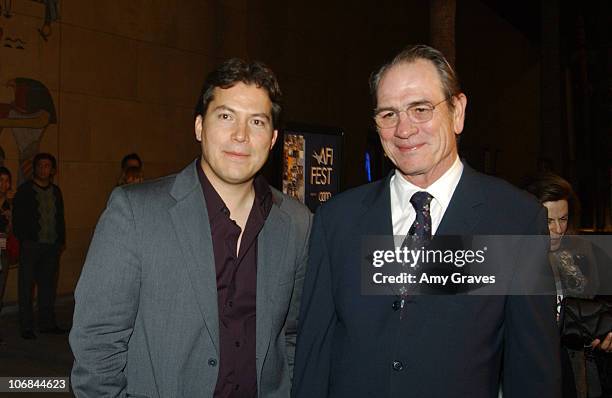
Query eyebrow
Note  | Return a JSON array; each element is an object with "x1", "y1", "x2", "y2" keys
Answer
[
  {"x1": 547, "y1": 215, "x2": 569, "y2": 220},
  {"x1": 212, "y1": 105, "x2": 271, "y2": 121},
  {"x1": 212, "y1": 105, "x2": 235, "y2": 114},
  {"x1": 250, "y1": 113, "x2": 271, "y2": 122},
  {"x1": 375, "y1": 100, "x2": 433, "y2": 112}
]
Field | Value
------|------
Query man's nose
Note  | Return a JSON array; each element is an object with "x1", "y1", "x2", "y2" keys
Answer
[
  {"x1": 232, "y1": 120, "x2": 249, "y2": 142},
  {"x1": 395, "y1": 111, "x2": 418, "y2": 137},
  {"x1": 550, "y1": 221, "x2": 562, "y2": 235}
]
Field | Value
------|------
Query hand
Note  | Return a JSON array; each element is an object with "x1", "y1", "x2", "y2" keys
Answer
[{"x1": 591, "y1": 332, "x2": 612, "y2": 352}]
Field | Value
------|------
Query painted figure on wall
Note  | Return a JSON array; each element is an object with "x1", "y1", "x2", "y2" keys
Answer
[
  {"x1": 0, "y1": 77, "x2": 56, "y2": 184},
  {"x1": 32, "y1": 0, "x2": 59, "y2": 40}
]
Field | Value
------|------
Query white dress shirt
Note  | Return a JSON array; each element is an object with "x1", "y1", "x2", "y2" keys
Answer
[{"x1": 390, "y1": 156, "x2": 463, "y2": 238}]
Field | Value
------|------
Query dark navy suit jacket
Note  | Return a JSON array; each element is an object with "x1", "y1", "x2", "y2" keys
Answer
[{"x1": 292, "y1": 164, "x2": 561, "y2": 398}]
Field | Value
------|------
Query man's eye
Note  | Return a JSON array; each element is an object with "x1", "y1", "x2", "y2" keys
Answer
[
  {"x1": 252, "y1": 119, "x2": 266, "y2": 127},
  {"x1": 413, "y1": 106, "x2": 430, "y2": 114},
  {"x1": 380, "y1": 111, "x2": 397, "y2": 119},
  {"x1": 218, "y1": 113, "x2": 233, "y2": 120}
]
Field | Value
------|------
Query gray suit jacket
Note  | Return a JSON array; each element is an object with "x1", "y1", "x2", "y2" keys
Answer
[{"x1": 70, "y1": 162, "x2": 312, "y2": 398}]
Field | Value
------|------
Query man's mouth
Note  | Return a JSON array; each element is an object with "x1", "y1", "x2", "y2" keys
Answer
[
  {"x1": 396, "y1": 143, "x2": 425, "y2": 152},
  {"x1": 224, "y1": 151, "x2": 249, "y2": 158}
]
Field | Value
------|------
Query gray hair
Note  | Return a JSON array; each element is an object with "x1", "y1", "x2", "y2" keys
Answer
[{"x1": 369, "y1": 44, "x2": 461, "y2": 109}]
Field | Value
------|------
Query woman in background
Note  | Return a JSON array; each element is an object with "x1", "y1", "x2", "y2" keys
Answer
[{"x1": 526, "y1": 172, "x2": 612, "y2": 398}]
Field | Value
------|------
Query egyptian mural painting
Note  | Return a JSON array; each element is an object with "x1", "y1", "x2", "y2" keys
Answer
[{"x1": 0, "y1": 0, "x2": 58, "y2": 183}]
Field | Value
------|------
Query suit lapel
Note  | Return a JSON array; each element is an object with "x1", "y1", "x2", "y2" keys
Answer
[
  {"x1": 437, "y1": 163, "x2": 484, "y2": 235},
  {"x1": 358, "y1": 175, "x2": 399, "y2": 296},
  {"x1": 255, "y1": 198, "x2": 290, "y2": 382},
  {"x1": 360, "y1": 173, "x2": 394, "y2": 236},
  {"x1": 168, "y1": 163, "x2": 220, "y2": 353}
]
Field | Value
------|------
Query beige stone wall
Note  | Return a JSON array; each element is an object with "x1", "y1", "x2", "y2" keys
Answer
[{"x1": 0, "y1": 0, "x2": 216, "y2": 304}]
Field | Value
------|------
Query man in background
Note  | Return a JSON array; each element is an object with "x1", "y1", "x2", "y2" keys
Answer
[
  {"x1": 120, "y1": 153, "x2": 142, "y2": 172},
  {"x1": 13, "y1": 152, "x2": 65, "y2": 340}
]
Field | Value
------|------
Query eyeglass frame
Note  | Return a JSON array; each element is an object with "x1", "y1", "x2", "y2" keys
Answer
[{"x1": 373, "y1": 96, "x2": 452, "y2": 129}]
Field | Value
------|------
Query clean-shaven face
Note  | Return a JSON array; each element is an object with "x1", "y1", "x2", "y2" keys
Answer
[
  {"x1": 376, "y1": 59, "x2": 466, "y2": 188},
  {"x1": 195, "y1": 82, "x2": 278, "y2": 187}
]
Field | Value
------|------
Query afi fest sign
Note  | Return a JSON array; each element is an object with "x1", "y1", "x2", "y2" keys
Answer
[{"x1": 281, "y1": 125, "x2": 343, "y2": 212}]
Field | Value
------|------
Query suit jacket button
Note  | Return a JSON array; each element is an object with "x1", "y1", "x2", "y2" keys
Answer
[
  {"x1": 208, "y1": 358, "x2": 218, "y2": 367},
  {"x1": 392, "y1": 300, "x2": 401, "y2": 311},
  {"x1": 392, "y1": 360, "x2": 404, "y2": 371}
]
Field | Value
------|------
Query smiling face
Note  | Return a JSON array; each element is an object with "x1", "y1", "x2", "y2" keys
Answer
[
  {"x1": 543, "y1": 199, "x2": 569, "y2": 251},
  {"x1": 195, "y1": 82, "x2": 278, "y2": 188},
  {"x1": 375, "y1": 59, "x2": 467, "y2": 188}
]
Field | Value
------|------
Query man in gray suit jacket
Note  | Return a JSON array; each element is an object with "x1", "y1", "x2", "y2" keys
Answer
[{"x1": 70, "y1": 59, "x2": 312, "y2": 397}]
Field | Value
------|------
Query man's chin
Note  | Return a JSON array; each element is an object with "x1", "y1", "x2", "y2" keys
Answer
[{"x1": 219, "y1": 171, "x2": 256, "y2": 186}]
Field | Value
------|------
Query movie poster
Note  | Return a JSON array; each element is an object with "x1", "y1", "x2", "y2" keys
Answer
[{"x1": 282, "y1": 127, "x2": 343, "y2": 212}]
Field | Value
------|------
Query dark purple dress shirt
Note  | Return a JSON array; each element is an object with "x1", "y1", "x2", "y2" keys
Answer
[{"x1": 197, "y1": 163, "x2": 272, "y2": 398}]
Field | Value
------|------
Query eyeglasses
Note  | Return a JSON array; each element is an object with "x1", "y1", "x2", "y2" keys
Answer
[{"x1": 373, "y1": 97, "x2": 450, "y2": 129}]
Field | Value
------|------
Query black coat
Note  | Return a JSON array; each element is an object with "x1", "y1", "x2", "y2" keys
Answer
[
  {"x1": 292, "y1": 164, "x2": 561, "y2": 398},
  {"x1": 13, "y1": 180, "x2": 65, "y2": 245}
]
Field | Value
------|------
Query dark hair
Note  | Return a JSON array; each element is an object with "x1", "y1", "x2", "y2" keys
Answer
[
  {"x1": 524, "y1": 172, "x2": 580, "y2": 232},
  {"x1": 369, "y1": 44, "x2": 461, "y2": 109},
  {"x1": 33, "y1": 152, "x2": 57, "y2": 170},
  {"x1": 194, "y1": 58, "x2": 282, "y2": 128},
  {"x1": 0, "y1": 166, "x2": 11, "y2": 185},
  {"x1": 121, "y1": 153, "x2": 142, "y2": 170}
]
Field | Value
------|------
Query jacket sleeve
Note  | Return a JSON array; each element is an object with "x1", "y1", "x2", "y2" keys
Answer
[
  {"x1": 291, "y1": 208, "x2": 337, "y2": 398},
  {"x1": 502, "y1": 206, "x2": 562, "y2": 398},
  {"x1": 69, "y1": 187, "x2": 141, "y2": 398},
  {"x1": 284, "y1": 211, "x2": 312, "y2": 379}
]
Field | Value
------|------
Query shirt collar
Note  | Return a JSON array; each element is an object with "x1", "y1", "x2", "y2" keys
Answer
[
  {"x1": 196, "y1": 160, "x2": 273, "y2": 220},
  {"x1": 392, "y1": 155, "x2": 463, "y2": 210}
]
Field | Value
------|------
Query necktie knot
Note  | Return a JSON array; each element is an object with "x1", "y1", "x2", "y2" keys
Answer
[{"x1": 410, "y1": 191, "x2": 433, "y2": 212}]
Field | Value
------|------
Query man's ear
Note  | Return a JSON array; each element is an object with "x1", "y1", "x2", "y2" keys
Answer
[
  {"x1": 452, "y1": 93, "x2": 467, "y2": 136},
  {"x1": 270, "y1": 130, "x2": 278, "y2": 150},
  {"x1": 195, "y1": 115, "x2": 203, "y2": 142}
]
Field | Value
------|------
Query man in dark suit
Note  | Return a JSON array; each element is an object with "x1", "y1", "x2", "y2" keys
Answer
[
  {"x1": 70, "y1": 59, "x2": 311, "y2": 397},
  {"x1": 292, "y1": 45, "x2": 561, "y2": 397}
]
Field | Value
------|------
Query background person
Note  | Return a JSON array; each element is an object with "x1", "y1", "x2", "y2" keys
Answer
[
  {"x1": 13, "y1": 152, "x2": 66, "y2": 340},
  {"x1": 117, "y1": 166, "x2": 143, "y2": 186},
  {"x1": 526, "y1": 172, "x2": 612, "y2": 398},
  {"x1": 0, "y1": 166, "x2": 13, "y2": 345},
  {"x1": 120, "y1": 153, "x2": 142, "y2": 172}
]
